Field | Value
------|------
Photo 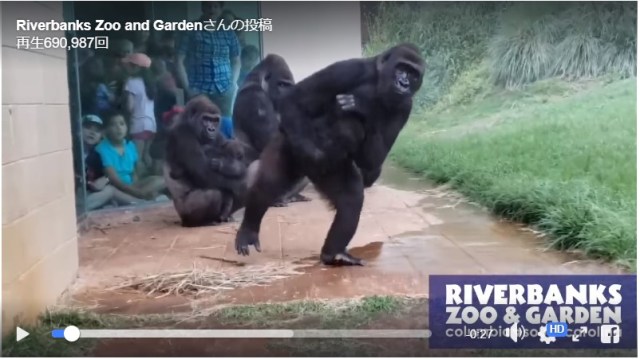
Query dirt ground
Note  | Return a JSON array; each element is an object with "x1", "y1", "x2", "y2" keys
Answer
[{"x1": 52, "y1": 164, "x2": 627, "y2": 357}]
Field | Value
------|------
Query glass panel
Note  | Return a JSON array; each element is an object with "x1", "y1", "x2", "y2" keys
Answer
[
  {"x1": 63, "y1": 2, "x2": 88, "y2": 221},
  {"x1": 66, "y1": 1, "x2": 262, "y2": 214}
]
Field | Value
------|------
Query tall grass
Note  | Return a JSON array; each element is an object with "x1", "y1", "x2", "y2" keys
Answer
[
  {"x1": 488, "y1": 2, "x2": 637, "y2": 88},
  {"x1": 365, "y1": 2, "x2": 637, "y2": 100},
  {"x1": 364, "y1": 2, "x2": 637, "y2": 266},
  {"x1": 391, "y1": 79, "x2": 637, "y2": 268}
]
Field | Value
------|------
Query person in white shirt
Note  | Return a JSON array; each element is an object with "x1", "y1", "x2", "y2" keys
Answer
[{"x1": 122, "y1": 52, "x2": 157, "y2": 175}]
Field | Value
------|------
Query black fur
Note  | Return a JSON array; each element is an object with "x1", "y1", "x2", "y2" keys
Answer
[
  {"x1": 234, "y1": 44, "x2": 426, "y2": 266},
  {"x1": 233, "y1": 54, "x2": 311, "y2": 207},
  {"x1": 164, "y1": 96, "x2": 249, "y2": 226}
]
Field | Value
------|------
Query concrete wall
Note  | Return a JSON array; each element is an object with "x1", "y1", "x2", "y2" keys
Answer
[
  {"x1": 2, "y1": 1, "x2": 79, "y2": 336},
  {"x1": 260, "y1": 1, "x2": 362, "y2": 82}
]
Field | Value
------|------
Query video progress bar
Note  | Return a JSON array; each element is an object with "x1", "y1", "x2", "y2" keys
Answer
[{"x1": 52, "y1": 327, "x2": 431, "y2": 341}]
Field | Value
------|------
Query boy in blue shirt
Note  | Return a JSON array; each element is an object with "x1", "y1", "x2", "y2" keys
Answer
[{"x1": 96, "y1": 110, "x2": 166, "y2": 203}]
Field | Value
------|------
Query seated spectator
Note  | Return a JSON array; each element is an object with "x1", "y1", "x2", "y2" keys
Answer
[
  {"x1": 78, "y1": 114, "x2": 116, "y2": 210},
  {"x1": 95, "y1": 109, "x2": 167, "y2": 203}
]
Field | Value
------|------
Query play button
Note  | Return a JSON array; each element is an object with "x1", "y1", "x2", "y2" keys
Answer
[{"x1": 16, "y1": 327, "x2": 29, "y2": 342}]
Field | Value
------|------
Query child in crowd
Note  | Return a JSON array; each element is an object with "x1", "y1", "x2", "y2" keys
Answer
[
  {"x1": 122, "y1": 52, "x2": 157, "y2": 175},
  {"x1": 105, "y1": 39, "x2": 135, "y2": 113},
  {"x1": 238, "y1": 45, "x2": 259, "y2": 87},
  {"x1": 95, "y1": 110, "x2": 167, "y2": 203},
  {"x1": 148, "y1": 58, "x2": 179, "y2": 175},
  {"x1": 80, "y1": 57, "x2": 117, "y2": 115},
  {"x1": 79, "y1": 114, "x2": 116, "y2": 210}
]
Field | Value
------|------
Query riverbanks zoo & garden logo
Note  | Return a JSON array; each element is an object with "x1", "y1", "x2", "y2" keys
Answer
[{"x1": 428, "y1": 275, "x2": 636, "y2": 349}]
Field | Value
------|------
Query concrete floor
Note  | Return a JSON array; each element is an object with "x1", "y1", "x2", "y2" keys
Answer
[{"x1": 67, "y1": 164, "x2": 624, "y2": 314}]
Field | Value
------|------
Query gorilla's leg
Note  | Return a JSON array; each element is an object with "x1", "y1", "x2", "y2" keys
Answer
[
  {"x1": 284, "y1": 177, "x2": 312, "y2": 203},
  {"x1": 218, "y1": 193, "x2": 235, "y2": 222},
  {"x1": 313, "y1": 162, "x2": 365, "y2": 266},
  {"x1": 178, "y1": 189, "x2": 226, "y2": 227},
  {"x1": 272, "y1": 178, "x2": 311, "y2": 207},
  {"x1": 235, "y1": 136, "x2": 303, "y2": 255}
]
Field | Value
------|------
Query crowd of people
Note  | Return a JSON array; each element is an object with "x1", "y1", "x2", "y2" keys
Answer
[{"x1": 75, "y1": 1, "x2": 261, "y2": 211}]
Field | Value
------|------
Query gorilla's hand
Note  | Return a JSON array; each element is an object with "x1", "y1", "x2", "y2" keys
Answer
[{"x1": 336, "y1": 94, "x2": 356, "y2": 111}]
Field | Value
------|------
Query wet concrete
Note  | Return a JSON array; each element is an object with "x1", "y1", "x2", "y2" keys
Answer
[{"x1": 67, "y1": 163, "x2": 626, "y2": 314}]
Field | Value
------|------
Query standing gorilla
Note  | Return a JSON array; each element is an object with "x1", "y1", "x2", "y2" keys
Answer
[
  {"x1": 234, "y1": 43, "x2": 426, "y2": 266},
  {"x1": 164, "y1": 96, "x2": 251, "y2": 227},
  {"x1": 233, "y1": 54, "x2": 310, "y2": 206}
]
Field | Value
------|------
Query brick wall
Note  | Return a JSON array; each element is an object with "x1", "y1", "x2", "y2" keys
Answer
[{"x1": 2, "y1": 2, "x2": 79, "y2": 336}]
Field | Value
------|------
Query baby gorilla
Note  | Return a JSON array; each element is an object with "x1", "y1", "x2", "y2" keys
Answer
[{"x1": 164, "y1": 96, "x2": 251, "y2": 227}]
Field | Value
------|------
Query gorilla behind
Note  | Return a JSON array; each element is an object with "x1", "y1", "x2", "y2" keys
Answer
[
  {"x1": 164, "y1": 96, "x2": 252, "y2": 227},
  {"x1": 233, "y1": 54, "x2": 311, "y2": 206}
]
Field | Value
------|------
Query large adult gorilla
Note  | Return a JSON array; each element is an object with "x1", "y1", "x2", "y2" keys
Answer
[
  {"x1": 234, "y1": 43, "x2": 426, "y2": 266},
  {"x1": 164, "y1": 96, "x2": 251, "y2": 227},
  {"x1": 233, "y1": 54, "x2": 310, "y2": 206}
]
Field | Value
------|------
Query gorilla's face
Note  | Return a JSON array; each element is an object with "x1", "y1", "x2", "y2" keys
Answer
[
  {"x1": 273, "y1": 78, "x2": 294, "y2": 96},
  {"x1": 392, "y1": 63, "x2": 422, "y2": 95},
  {"x1": 201, "y1": 113, "x2": 221, "y2": 140},
  {"x1": 377, "y1": 45, "x2": 425, "y2": 100},
  {"x1": 264, "y1": 73, "x2": 294, "y2": 101}
]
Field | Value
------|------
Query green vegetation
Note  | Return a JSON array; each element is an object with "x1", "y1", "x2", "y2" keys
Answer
[
  {"x1": 2, "y1": 296, "x2": 417, "y2": 357},
  {"x1": 364, "y1": 2, "x2": 636, "y2": 268}
]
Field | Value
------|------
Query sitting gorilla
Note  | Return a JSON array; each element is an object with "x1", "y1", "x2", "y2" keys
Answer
[
  {"x1": 232, "y1": 54, "x2": 311, "y2": 207},
  {"x1": 164, "y1": 95, "x2": 253, "y2": 227},
  {"x1": 234, "y1": 43, "x2": 426, "y2": 266}
]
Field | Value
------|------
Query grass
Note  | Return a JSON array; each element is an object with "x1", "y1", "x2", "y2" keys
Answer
[
  {"x1": 4, "y1": 297, "x2": 636, "y2": 356},
  {"x1": 391, "y1": 78, "x2": 636, "y2": 269},
  {"x1": 364, "y1": 2, "x2": 636, "y2": 268},
  {"x1": 1, "y1": 296, "x2": 417, "y2": 357}
]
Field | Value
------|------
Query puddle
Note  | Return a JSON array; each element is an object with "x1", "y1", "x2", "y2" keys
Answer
[{"x1": 69, "y1": 162, "x2": 626, "y2": 315}]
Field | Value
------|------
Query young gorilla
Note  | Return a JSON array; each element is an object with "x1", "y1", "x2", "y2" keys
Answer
[
  {"x1": 234, "y1": 43, "x2": 426, "y2": 266},
  {"x1": 233, "y1": 54, "x2": 311, "y2": 206},
  {"x1": 164, "y1": 96, "x2": 251, "y2": 227}
]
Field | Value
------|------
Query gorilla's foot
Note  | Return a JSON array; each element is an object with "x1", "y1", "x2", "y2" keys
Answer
[
  {"x1": 272, "y1": 199, "x2": 289, "y2": 207},
  {"x1": 221, "y1": 215, "x2": 238, "y2": 223},
  {"x1": 235, "y1": 227, "x2": 261, "y2": 256},
  {"x1": 288, "y1": 193, "x2": 311, "y2": 203},
  {"x1": 320, "y1": 251, "x2": 365, "y2": 266}
]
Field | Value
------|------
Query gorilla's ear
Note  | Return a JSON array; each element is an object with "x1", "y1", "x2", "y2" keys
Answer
[{"x1": 376, "y1": 48, "x2": 394, "y2": 71}]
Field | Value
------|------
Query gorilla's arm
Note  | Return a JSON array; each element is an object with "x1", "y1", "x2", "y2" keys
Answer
[
  {"x1": 288, "y1": 58, "x2": 378, "y2": 115},
  {"x1": 211, "y1": 157, "x2": 246, "y2": 178},
  {"x1": 234, "y1": 89, "x2": 279, "y2": 153},
  {"x1": 354, "y1": 106, "x2": 412, "y2": 187},
  {"x1": 335, "y1": 87, "x2": 413, "y2": 188},
  {"x1": 277, "y1": 59, "x2": 378, "y2": 163},
  {"x1": 361, "y1": 167, "x2": 382, "y2": 188},
  {"x1": 169, "y1": 128, "x2": 243, "y2": 192}
]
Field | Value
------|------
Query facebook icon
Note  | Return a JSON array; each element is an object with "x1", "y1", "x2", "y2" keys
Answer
[
  {"x1": 546, "y1": 322, "x2": 569, "y2": 337},
  {"x1": 601, "y1": 325, "x2": 621, "y2": 344}
]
